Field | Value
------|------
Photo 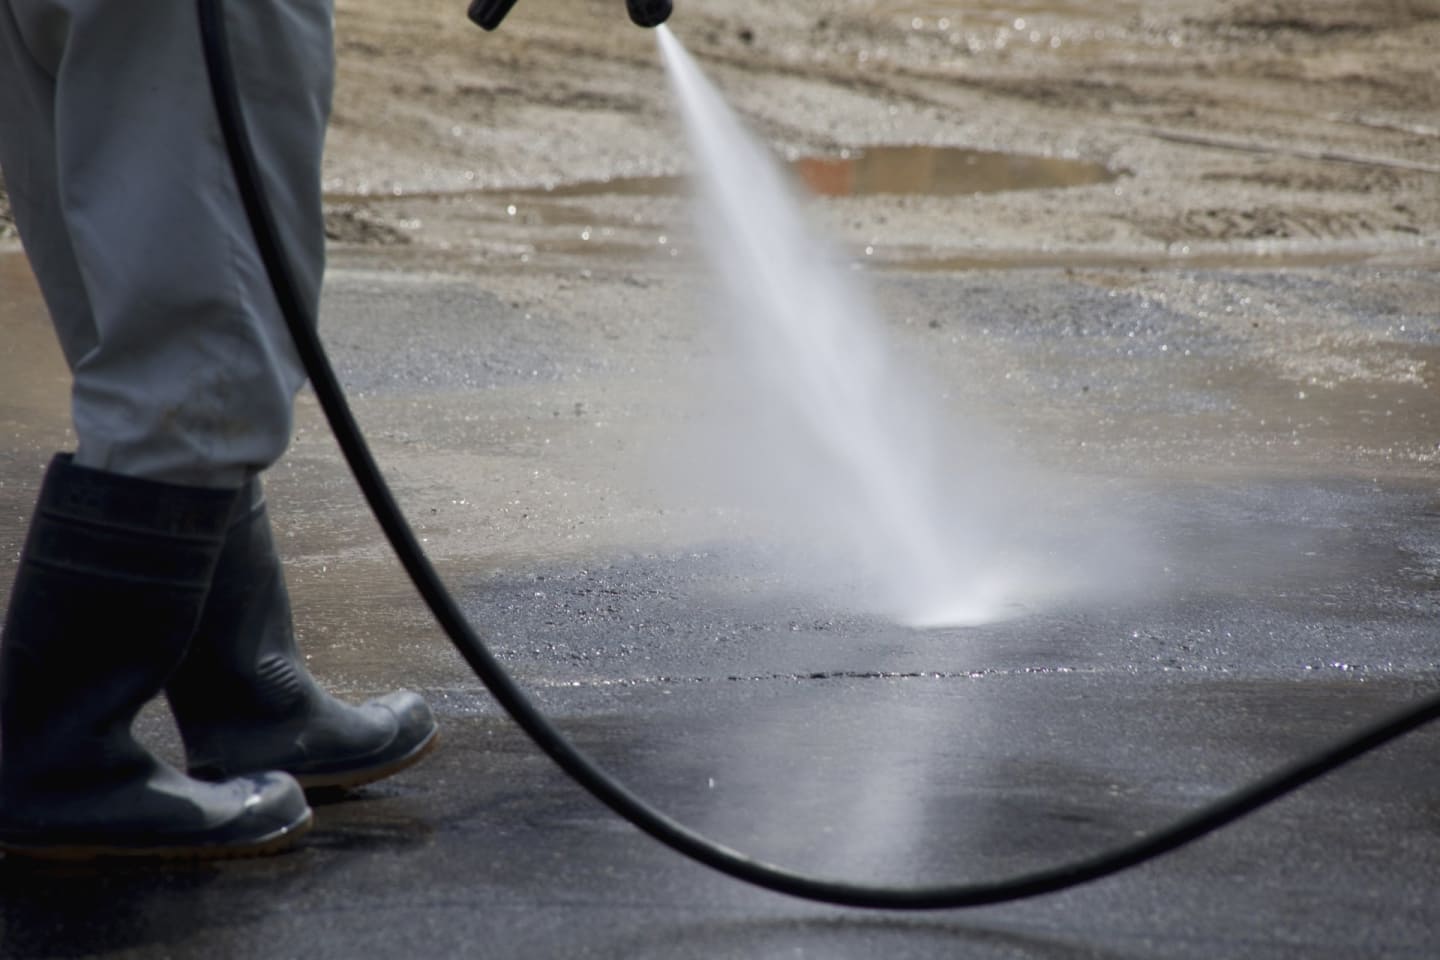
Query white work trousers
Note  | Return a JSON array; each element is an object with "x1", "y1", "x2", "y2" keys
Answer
[{"x1": 0, "y1": 0, "x2": 333, "y2": 486}]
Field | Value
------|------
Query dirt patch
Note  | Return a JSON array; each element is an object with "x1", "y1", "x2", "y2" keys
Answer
[{"x1": 318, "y1": 0, "x2": 1440, "y2": 270}]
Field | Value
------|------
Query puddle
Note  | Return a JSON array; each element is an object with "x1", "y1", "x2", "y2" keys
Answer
[
  {"x1": 328, "y1": 146, "x2": 1119, "y2": 204},
  {"x1": 322, "y1": 146, "x2": 1122, "y2": 264},
  {"x1": 536, "y1": 145, "x2": 1119, "y2": 199},
  {"x1": 794, "y1": 146, "x2": 1119, "y2": 197},
  {"x1": 320, "y1": 141, "x2": 1436, "y2": 271}
]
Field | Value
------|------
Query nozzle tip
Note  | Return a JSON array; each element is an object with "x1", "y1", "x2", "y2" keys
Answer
[
  {"x1": 627, "y1": 0, "x2": 672, "y2": 28},
  {"x1": 468, "y1": 0, "x2": 521, "y2": 31}
]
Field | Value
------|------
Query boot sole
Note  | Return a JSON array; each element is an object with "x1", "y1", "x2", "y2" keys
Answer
[
  {"x1": 294, "y1": 726, "x2": 440, "y2": 792},
  {"x1": 0, "y1": 809, "x2": 314, "y2": 862}
]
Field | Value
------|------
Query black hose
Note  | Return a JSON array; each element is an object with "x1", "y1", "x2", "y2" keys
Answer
[{"x1": 197, "y1": 0, "x2": 1440, "y2": 909}]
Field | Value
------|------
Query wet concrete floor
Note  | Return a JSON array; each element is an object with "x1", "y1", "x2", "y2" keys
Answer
[{"x1": 0, "y1": 250, "x2": 1437, "y2": 957}]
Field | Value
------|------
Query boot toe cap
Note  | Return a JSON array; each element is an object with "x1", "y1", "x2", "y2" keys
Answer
[
  {"x1": 294, "y1": 690, "x2": 439, "y2": 791},
  {"x1": 375, "y1": 689, "x2": 436, "y2": 744}
]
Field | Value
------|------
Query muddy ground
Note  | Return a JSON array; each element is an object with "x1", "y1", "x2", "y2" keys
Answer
[{"x1": 312, "y1": 0, "x2": 1440, "y2": 269}]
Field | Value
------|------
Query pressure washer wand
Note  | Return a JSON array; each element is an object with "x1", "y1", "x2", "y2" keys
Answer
[{"x1": 468, "y1": 0, "x2": 672, "y2": 31}]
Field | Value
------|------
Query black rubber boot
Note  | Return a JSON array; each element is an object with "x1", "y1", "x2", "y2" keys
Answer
[
  {"x1": 167, "y1": 478, "x2": 438, "y2": 791},
  {"x1": 0, "y1": 455, "x2": 313, "y2": 860}
]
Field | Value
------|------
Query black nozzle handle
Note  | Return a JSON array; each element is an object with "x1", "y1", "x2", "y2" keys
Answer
[
  {"x1": 468, "y1": 0, "x2": 520, "y2": 30},
  {"x1": 468, "y1": 0, "x2": 671, "y2": 31}
]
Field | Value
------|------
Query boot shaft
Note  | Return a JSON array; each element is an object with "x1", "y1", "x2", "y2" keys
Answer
[
  {"x1": 165, "y1": 478, "x2": 439, "y2": 789},
  {"x1": 0, "y1": 455, "x2": 242, "y2": 785},
  {"x1": 169, "y1": 476, "x2": 317, "y2": 727}
]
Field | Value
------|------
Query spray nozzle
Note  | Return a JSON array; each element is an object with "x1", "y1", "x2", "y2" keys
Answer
[
  {"x1": 468, "y1": 0, "x2": 671, "y2": 31},
  {"x1": 625, "y1": 0, "x2": 672, "y2": 28}
]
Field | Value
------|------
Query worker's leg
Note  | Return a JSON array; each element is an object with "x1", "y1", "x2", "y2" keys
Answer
[
  {"x1": 0, "y1": 0, "x2": 332, "y2": 858},
  {"x1": 0, "y1": 0, "x2": 436, "y2": 811},
  {"x1": 0, "y1": 0, "x2": 333, "y2": 487}
]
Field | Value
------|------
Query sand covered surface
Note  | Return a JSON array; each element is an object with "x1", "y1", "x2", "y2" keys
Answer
[{"x1": 3, "y1": 1, "x2": 1436, "y2": 269}]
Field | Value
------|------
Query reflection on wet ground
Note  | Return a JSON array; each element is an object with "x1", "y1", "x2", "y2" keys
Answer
[{"x1": 2, "y1": 670, "x2": 1436, "y2": 958}]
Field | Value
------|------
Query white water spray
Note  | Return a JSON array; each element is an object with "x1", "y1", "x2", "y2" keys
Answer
[{"x1": 655, "y1": 27, "x2": 1129, "y2": 626}]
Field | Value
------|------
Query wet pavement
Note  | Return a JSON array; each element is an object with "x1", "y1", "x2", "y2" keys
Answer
[{"x1": 1, "y1": 244, "x2": 1437, "y2": 958}]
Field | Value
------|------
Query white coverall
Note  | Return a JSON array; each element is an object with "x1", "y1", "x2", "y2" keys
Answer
[{"x1": 0, "y1": 0, "x2": 333, "y2": 487}]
